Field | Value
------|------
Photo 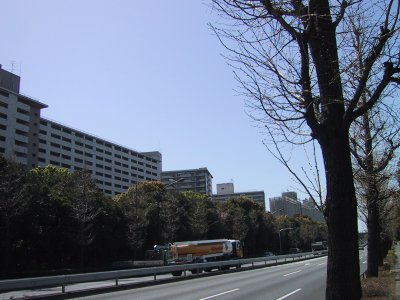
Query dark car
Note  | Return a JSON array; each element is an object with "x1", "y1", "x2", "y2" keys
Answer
[{"x1": 289, "y1": 248, "x2": 301, "y2": 254}]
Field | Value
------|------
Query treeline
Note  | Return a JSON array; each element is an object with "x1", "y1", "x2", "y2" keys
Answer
[{"x1": 0, "y1": 156, "x2": 327, "y2": 278}]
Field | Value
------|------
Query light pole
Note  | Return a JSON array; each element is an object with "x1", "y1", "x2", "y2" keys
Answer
[{"x1": 279, "y1": 227, "x2": 294, "y2": 254}]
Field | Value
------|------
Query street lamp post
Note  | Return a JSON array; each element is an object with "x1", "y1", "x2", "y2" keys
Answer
[{"x1": 279, "y1": 227, "x2": 294, "y2": 254}]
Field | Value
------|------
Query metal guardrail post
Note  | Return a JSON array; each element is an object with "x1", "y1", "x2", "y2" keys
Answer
[
  {"x1": 153, "y1": 272, "x2": 156, "y2": 280},
  {"x1": 62, "y1": 285, "x2": 65, "y2": 293},
  {"x1": 115, "y1": 278, "x2": 119, "y2": 286}
]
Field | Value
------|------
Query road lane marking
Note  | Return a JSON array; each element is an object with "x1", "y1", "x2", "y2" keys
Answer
[
  {"x1": 283, "y1": 270, "x2": 301, "y2": 277},
  {"x1": 362, "y1": 261, "x2": 367, "y2": 264},
  {"x1": 199, "y1": 288, "x2": 240, "y2": 300},
  {"x1": 276, "y1": 288, "x2": 302, "y2": 300}
]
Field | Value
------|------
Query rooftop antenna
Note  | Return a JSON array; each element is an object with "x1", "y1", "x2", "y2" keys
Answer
[{"x1": 10, "y1": 61, "x2": 16, "y2": 74}]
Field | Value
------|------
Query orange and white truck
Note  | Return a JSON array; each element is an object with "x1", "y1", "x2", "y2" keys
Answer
[{"x1": 153, "y1": 239, "x2": 243, "y2": 276}]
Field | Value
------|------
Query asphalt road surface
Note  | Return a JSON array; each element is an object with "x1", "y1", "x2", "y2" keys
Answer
[{"x1": 1, "y1": 250, "x2": 368, "y2": 300}]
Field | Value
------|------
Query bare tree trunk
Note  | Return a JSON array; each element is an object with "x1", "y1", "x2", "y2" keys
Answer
[
  {"x1": 366, "y1": 195, "x2": 380, "y2": 277},
  {"x1": 321, "y1": 131, "x2": 361, "y2": 300}
]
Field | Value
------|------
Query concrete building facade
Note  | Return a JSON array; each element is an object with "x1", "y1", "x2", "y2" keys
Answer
[
  {"x1": 161, "y1": 168, "x2": 213, "y2": 196},
  {"x1": 0, "y1": 65, "x2": 162, "y2": 196}
]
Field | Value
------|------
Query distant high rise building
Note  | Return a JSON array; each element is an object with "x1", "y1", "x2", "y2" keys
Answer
[
  {"x1": 212, "y1": 183, "x2": 265, "y2": 209},
  {"x1": 0, "y1": 65, "x2": 162, "y2": 196},
  {"x1": 161, "y1": 168, "x2": 213, "y2": 196},
  {"x1": 269, "y1": 191, "x2": 324, "y2": 222}
]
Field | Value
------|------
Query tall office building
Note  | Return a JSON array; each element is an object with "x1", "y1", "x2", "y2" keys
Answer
[
  {"x1": 161, "y1": 168, "x2": 213, "y2": 196},
  {"x1": 0, "y1": 65, "x2": 162, "y2": 196}
]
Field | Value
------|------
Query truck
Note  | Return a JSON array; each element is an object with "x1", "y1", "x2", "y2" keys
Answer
[
  {"x1": 311, "y1": 241, "x2": 327, "y2": 254},
  {"x1": 152, "y1": 239, "x2": 244, "y2": 276}
]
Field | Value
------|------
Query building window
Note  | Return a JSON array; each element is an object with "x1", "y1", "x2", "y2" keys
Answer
[
  {"x1": 0, "y1": 124, "x2": 6, "y2": 130},
  {"x1": 17, "y1": 108, "x2": 29, "y2": 116},
  {"x1": 75, "y1": 158, "x2": 83, "y2": 163},
  {"x1": 15, "y1": 129, "x2": 28, "y2": 136},
  {"x1": 51, "y1": 133, "x2": 61, "y2": 140},
  {"x1": 62, "y1": 145, "x2": 71, "y2": 151},
  {"x1": 62, "y1": 137, "x2": 71, "y2": 143},
  {"x1": 38, "y1": 157, "x2": 45, "y2": 162},
  {"x1": 0, "y1": 90, "x2": 9, "y2": 98},
  {"x1": 40, "y1": 130, "x2": 47, "y2": 135},
  {"x1": 0, "y1": 112, "x2": 7, "y2": 119},
  {"x1": 39, "y1": 148, "x2": 46, "y2": 153},
  {"x1": 40, "y1": 120, "x2": 48, "y2": 126},
  {"x1": 49, "y1": 160, "x2": 60, "y2": 166},
  {"x1": 39, "y1": 139, "x2": 46, "y2": 144},
  {"x1": 84, "y1": 152, "x2": 93, "y2": 158},
  {"x1": 51, "y1": 124, "x2": 62, "y2": 130},
  {"x1": 15, "y1": 151, "x2": 27, "y2": 158},
  {"x1": 15, "y1": 140, "x2": 28, "y2": 147},
  {"x1": 50, "y1": 151, "x2": 60, "y2": 157},
  {"x1": 75, "y1": 149, "x2": 83, "y2": 155},
  {"x1": 75, "y1": 141, "x2": 83, "y2": 147},
  {"x1": 0, "y1": 136, "x2": 5, "y2": 141},
  {"x1": 85, "y1": 144, "x2": 93, "y2": 150},
  {"x1": 50, "y1": 142, "x2": 61, "y2": 148},
  {"x1": 61, "y1": 154, "x2": 71, "y2": 160}
]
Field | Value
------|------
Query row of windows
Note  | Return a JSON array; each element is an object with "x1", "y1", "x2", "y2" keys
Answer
[{"x1": 40, "y1": 122, "x2": 159, "y2": 164}]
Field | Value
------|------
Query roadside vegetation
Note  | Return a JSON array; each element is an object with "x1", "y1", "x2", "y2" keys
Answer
[
  {"x1": 0, "y1": 155, "x2": 327, "y2": 278},
  {"x1": 361, "y1": 248, "x2": 398, "y2": 299}
]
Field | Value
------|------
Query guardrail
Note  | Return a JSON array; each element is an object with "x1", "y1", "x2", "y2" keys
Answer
[{"x1": 0, "y1": 251, "x2": 327, "y2": 294}]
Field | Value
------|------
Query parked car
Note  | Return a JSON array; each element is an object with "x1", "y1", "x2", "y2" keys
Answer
[{"x1": 289, "y1": 248, "x2": 302, "y2": 254}]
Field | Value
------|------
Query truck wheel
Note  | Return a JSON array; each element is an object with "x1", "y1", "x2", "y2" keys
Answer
[
  {"x1": 190, "y1": 268, "x2": 203, "y2": 274},
  {"x1": 236, "y1": 264, "x2": 242, "y2": 269},
  {"x1": 204, "y1": 268, "x2": 212, "y2": 272},
  {"x1": 171, "y1": 271, "x2": 182, "y2": 276}
]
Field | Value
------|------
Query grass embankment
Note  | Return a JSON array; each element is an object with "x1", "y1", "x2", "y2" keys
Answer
[{"x1": 361, "y1": 249, "x2": 397, "y2": 299}]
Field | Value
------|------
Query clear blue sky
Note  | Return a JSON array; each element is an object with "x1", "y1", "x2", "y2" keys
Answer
[{"x1": 2, "y1": 1, "x2": 319, "y2": 211}]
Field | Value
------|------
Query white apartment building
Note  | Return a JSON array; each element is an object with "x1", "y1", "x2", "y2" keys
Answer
[
  {"x1": 161, "y1": 168, "x2": 213, "y2": 196},
  {"x1": 0, "y1": 65, "x2": 161, "y2": 196}
]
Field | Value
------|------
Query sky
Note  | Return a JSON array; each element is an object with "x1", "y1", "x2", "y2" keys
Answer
[{"x1": 1, "y1": 1, "x2": 320, "y2": 211}]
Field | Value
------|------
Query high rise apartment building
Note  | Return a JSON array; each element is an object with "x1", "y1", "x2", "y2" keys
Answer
[
  {"x1": 212, "y1": 183, "x2": 266, "y2": 209},
  {"x1": 269, "y1": 191, "x2": 324, "y2": 222},
  {"x1": 161, "y1": 168, "x2": 213, "y2": 196},
  {"x1": 0, "y1": 65, "x2": 162, "y2": 196}
]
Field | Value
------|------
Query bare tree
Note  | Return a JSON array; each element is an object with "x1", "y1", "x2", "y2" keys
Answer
[
  {"x1": 346, "y1": 8, "x2": 400, "y2": 277},
  {"x1": 210, "y1": 1, "x2": 400, "y2": 298}
]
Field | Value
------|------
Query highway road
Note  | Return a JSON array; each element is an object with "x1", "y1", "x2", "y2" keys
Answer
[
  {"x1": 0, "y1": 250, "x2": 367, "y2": 300},
  {"x1": 78, "y1": 256, "x2": 328, "y2": 299},
  {"x1": 76, "y1": 250, "x2": 368, "y2": 300}
]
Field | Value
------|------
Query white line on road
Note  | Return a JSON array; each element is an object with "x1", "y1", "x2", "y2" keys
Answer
[
  {"x1": 283, "y1": 270, "x2": 302, "y2": 277},
  {"x1": 362, "y1": 261, "x2": 367, "y2": 264},
  {"x1": 198, "y1": 288, "x2": 240, "y2": 300},
  {"x1": 276, "y1": 288, "x2": 302, "y2": 300},
  {"x1": 318, "y1": 263, "x2": 325, "y2": 266}
]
